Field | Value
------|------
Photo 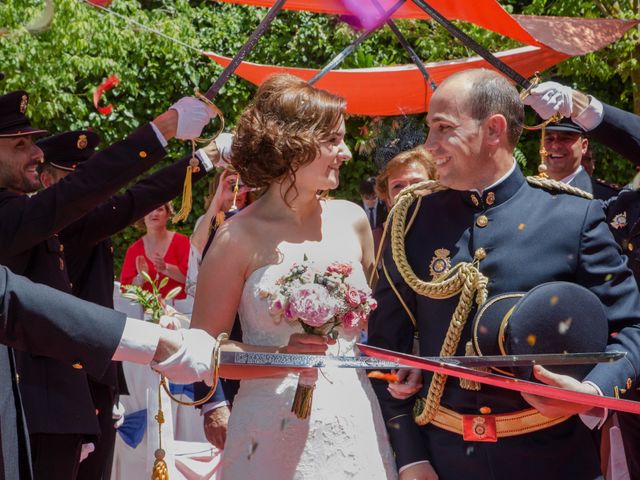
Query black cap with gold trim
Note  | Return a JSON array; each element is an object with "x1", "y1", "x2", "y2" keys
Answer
[
  {"x1": 37, "y1": 130, "x2": 101, "y2": 172},
  {"x1": 0, "y1": 90, "x2": 49, "y2": 138},
  {"x1": 472, "y1": 281, "x2": 608, "y2": 380}
]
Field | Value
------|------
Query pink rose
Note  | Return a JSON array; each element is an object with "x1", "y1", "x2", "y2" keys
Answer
[
  {"x1": 284, "y1": 302, "x2": 296, "y2": 320},
  {"x1": 341, "y1": 310, "x2": 360, "y2": 329},
  {"x1": 326, "y1": 262, "x2": 353, "y2": 277},
  {"x1": 346, "y1": 287, "x2": 361, "y2": 308},
  {"x1": 368, "y1": 298, "x2": 378, "y2": 311},
  {"x1": 288, "y1": 284, "x2": 338, "y2": 328}
]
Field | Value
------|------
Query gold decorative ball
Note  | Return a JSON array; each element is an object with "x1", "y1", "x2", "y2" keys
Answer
[
  {"x1": 538, "y1": 163, "x2": 548, "y2": 174},
  {"x1": 154, "y1": 448, "x2": 166, "y2": 460}
]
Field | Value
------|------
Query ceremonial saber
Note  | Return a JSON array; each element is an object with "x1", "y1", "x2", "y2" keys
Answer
[
  {"x1": 410, "y1": 0, "x2": 531, "y2": 89},
  {"x1": 370, "y1": 0, "x2": 437, "y2": 91},
  {"x1": 358, "y1": 344, "x2": 640, "y2": 415},
  {"x1": 203, "y1": 0, "x2": 288, "y2": 100},
  {"x1": 309, "y1": 0, "x2": 406, "y2": 85},
  {"x1": 219, "y1": 350, "x2": 623, "y2": 370}
]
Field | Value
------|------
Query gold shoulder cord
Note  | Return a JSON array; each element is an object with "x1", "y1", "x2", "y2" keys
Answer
[
  {"x1": 389, "y1": 181, "x2": 489, "y2": 426},
  {"x1": 526, "y1": 176, "x2": 593, "y2": 200}
]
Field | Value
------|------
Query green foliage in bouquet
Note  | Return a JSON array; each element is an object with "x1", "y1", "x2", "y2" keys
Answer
[{"x1": 121, "y1": 271, "x2": 181, "y2": 322}]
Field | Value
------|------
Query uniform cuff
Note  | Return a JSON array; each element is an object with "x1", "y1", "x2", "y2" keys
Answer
[
  {"x1": 112, "y1": 318, "x2": 162, "y2": 364},
  {"x1": 579, "y1": 381, "x2": 608, "y2": 429},
  {"x1": 150, "y1": 122, "x2": 169, "y2": 148},
  {"x1": 195, "y1": 148, "x2": 215, "y2": 172},
  {"x1": 201, "y1": 401, "x2": 230, "y2": 415},
  {"x1": 573, "y1": 96, "x2": 604, "y2": 132}
]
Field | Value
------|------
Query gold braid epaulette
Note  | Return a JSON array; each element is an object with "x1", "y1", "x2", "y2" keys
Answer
[
  {"x1": 389, "y1": 180, "x2": 489, "y2": 426},
  {"x1": 526, "y1": 175, "x2": 593, "y2": 200}
]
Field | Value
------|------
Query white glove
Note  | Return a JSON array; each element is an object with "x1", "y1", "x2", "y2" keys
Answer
[
  {"x1": 522, "y1": 81, "x2": 573, "y2": 120},
  {"x1": 214, "y1": 132, "x2": 234, "y2": 168},
  {"x1": 151, "y1": 328, "x2": 217, "y2": 385},
  {"x1": 113, "y1": 400, "x2": 126, "y2": 429},
  {"x1": 170, "y1": 97, "x2": 216, "y2": 140}
]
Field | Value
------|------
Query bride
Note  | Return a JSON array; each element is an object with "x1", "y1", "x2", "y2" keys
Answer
[{"x1": 190, "y1": 74, "x2": 397, "y2": 479}]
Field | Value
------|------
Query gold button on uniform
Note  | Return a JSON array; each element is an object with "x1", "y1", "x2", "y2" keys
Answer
[
  {"x1": 470, "y1": 194, "x2": 479, "y2": 207},
  {"x1": 72, "y1": 362, "x2": 83, "y2": 369},
  {"x1": 486, "y1": 192, "x2": 495, "y2": 205},
  {"x1": 628, "y1": 242, "x2": 634, "y2": 252},
  {"x1": 476, "y1": 215, "x2": 488, "y2": 228},
  {"x1": 139, "y1": 151, "x2": 147, "y2": 158}
]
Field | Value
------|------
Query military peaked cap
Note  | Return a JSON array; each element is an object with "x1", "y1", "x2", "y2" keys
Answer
[
  {"x1": 37, "y1": 130, "x2": 101, "y2": 171},
  {"x1": 472, "y1": 281, "x2": 608, "y2": 380},
  {"x1": 0, "y1": 90, "x2": 49, "y2": 138}
]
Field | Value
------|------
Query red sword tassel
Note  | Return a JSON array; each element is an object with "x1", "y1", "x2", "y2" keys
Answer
[
  {"x1": 93, "y1": 75, "x2": 120, "y2": 115},
  {"x1": 357, "y1": 344, "x2": 640, "y2": 415}
]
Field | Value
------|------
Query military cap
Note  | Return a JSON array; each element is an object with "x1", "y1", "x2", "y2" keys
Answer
[
  {"x1": 0, "y1": 90, "x2": 49, "y2": 138},
  {"x1": 535, "y1": 114, "x2": 585, "y2": 135},
  {"x1": 37, "y1": 130, "x2": 101, "y2": 172},
  {"x1": 472, "y1": 281, "x2": 608, "y2": 380}
]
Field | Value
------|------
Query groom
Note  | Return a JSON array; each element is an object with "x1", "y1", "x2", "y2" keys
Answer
[{"x1": 368, "y1": 69, "x2": 640, "y2": 480}]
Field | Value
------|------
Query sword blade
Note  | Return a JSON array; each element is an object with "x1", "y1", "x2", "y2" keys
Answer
[
  {"x1": 220, "y1": 351, "x2": 622, "y2": 370},
  {"x1": 358, "y1": 344, "x2": 640, "y2": 415},
  {"x1": 220, "y1": 351, "x2": 402, "y2": 369},
  {"x1": 436, "y1": 351, "x2": 625, "y2": 368}
]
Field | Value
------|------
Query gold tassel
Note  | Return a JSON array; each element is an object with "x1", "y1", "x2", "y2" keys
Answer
[
  {"x1": 172, "y1": 141, "x2": 200, "y2": 224},
  {"x1": 152, "y1": 381, "x2": 169, "y2": 480},
  {"x1": 291, "y1": 380, "x2": 315, "y2": 419},
  {"x1": 459, "y1": 341, "x2": 484, "y2": 391}
]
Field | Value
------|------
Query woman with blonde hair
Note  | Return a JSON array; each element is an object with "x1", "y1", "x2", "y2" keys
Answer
[
  {"x1": 120, "y1": 202, "x2": 190, "y2": 300},
  {"x1": 190, "y1": 74, "x2": 396, "y2": 479}
]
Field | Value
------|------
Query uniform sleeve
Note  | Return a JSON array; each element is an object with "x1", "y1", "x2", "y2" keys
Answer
[
  {"x1": 368, "y1": 247, "x2": 430, "y2": 469},
  {"x1": 0, "y1": 266, "x2": 125, "y2": 379},
  {"x1": 120, "y1": 240, "x2": 142, "y2": 287},
  {"x1": 576, "y1": 201, "x2": 640, "y2": 397},
  {"x1": 0, "y1": 124, "x2": 166, "y2": 258},
  {"x1": 60, "y1": 153, "x2": 209, "y2": 248},
  {"x1": 588, "y1": 103, "x2": 640, "y2": 166}
]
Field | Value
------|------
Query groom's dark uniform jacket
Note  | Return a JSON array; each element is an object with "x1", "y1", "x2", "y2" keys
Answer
[
  {"x1": 369, "y1": 166, "x2": 640, "y2": 480},
  {"x1": 0, "y1": 265, "x2": 125, "y2": 480}
]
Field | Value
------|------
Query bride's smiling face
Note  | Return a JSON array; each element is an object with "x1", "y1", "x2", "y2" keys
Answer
[{"x1": 295, "y1": 118, "x2": 351, "y2": 192}]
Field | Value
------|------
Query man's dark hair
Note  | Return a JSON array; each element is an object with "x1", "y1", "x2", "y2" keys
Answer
[
  {"x1": 359, "y1": 176, "x2": 376, "y2": 196},
  {"x1": 452, "y1": 69, "x2": 524, "y2": 147}
]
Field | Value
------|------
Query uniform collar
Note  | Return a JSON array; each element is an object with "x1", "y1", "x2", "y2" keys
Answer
[{"x1": 461, "y1": 162, "x2": 525, "y2": 209}]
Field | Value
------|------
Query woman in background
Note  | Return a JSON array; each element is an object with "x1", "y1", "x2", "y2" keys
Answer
[{"x1": 120, "y1": 202, "x2": 190, "y2": 300}]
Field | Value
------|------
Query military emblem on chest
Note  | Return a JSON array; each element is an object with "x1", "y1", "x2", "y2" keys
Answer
[
  {"x1": 429, "y1": 248, "x2": 451, "y2": 279},
  {"x1": 610, "y1": 212, "x2": 627, "y2": 230}
]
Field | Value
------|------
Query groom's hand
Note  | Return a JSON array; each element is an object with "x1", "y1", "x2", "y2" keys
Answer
[
  {"x1": 399, "y1": 462, "x2": 439, "y2": 480},
  {"x1": 388, "y1": 368, "x2": 423, "y2": 400}
]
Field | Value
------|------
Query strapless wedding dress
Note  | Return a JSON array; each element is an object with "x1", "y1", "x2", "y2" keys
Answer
[{"x1": 220, "y1": 258, "x2": 397, "y2": 480}]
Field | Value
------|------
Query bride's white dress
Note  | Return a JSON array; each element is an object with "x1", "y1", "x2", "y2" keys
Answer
[{"x1": 221, "y1": 254, "x2": 397, "y2": 480}]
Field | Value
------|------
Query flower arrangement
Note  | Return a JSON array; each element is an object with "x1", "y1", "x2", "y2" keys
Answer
[
  {"x1": 121, "y1": 270, "x2": 182, "y2": 323},
  {"x1": 261, "y1": 256, "x2": 377, "y2": 418}
]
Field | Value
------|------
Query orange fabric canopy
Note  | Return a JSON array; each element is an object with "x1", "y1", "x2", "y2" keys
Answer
[
  {"x1": 215, "y1": 1, "x2": 638, "y2": 55},
  {"x1": 205, "y1": 46, "x2": 569, "y2": 116},
  {"x1": 216, "y1": 0, "x2": 540, "y2": 46}
]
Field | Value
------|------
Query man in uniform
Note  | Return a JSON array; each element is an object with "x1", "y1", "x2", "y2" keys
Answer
[
  {"x1": 0, "y1": 264, "x2": 221, "y2": 480},
  {"x1": 537, "y1": 116, "x2": 619, "y2": 200},
  {"x1": 526, "y1": 80, "x2": 640, "y2": 478},
  {"x1": 0, "y1": 89, "x2": 214, "y2": 479},
  {"x1": 36, "y1": 130, "x2": 216, "y2": 479},
  {"x1": 369, "y1": 69, "x2": 640, "y2": 480}
]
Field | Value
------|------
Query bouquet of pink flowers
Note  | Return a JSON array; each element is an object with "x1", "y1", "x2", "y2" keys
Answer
[{"x1": 261, "y1": 257, "x2": 377, "y2": 418}]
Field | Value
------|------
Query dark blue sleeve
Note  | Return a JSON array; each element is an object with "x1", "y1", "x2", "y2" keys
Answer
[
  {"x1": 194, "y1": 380, "x2": 227, "y2": 406},
  {"x1": 368, "y1": 248, "x2": 429, "y2": 469},
  {"x1": 589, "y1": 103, "x2": 640, "y2": 165},
  {"x1": 577, "y1": 201, "x2": 640, "y2": 396}
]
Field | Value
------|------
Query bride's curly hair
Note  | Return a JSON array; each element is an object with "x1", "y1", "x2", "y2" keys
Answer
[{"x1": 231, "y1": 74, "x2": 346, "y2": 199}]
